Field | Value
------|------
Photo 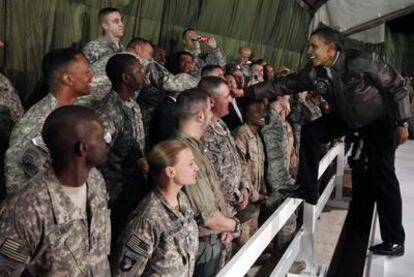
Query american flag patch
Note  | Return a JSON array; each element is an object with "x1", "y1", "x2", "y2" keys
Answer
[
  {"x1": 0, "y1": 238, "x2": 28, "y2": 263},
  {"x1": 126, "y1": 234, "x2": 150, "y2": 258}
]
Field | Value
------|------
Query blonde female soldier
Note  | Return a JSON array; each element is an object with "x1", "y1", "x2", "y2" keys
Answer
[{"x1": 113, "y1": 140, "x2": 199, "y2": 276}]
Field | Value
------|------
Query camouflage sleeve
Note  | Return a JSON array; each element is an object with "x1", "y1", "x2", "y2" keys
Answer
[
  {"x1": 82, "y1": 42, "x2": 100, "y2": 64},
  {"x1": 5, "y1": 144, "x2": 32, "y2": 194},
  {"x1": 232, "y1": 131, "x2": 253, "y2": 193},
  {"x1": 114, "y1": 220, "x2": 156, "y2": 276},
  {"x1": 205, "y1": 47, "x2": 227, "y2": 67},
  {"x1": 20, "y1": 138, "x2": 50, "y2": 179},
  {"x1": 162, "y1": 72, "x2": 199, "y2": 91},
  {"x1": 0, "y1": 204, "x2": 36, "y2": 275},
  {"x1": 97, "y1": 102, "x2": 122, "y2": 147},
  {"x1": 261, "y1": 121, "x2": 295, "y2": 193},
  {"x1": 7, "y1": 87, "x2": 24, "y2": 122},
  {"x1": 0, "y1": 73, "x2": 24, "y2": 122}
]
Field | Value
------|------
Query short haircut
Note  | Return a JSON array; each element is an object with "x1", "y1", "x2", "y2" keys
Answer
[
  {"x1": 250, "y1": 60, "x2": 264, "y2": 68},
  {"x1": 106, "y1": 53, "x2": 139, "y2": 89},
  {"x1": 166, "y1": 51, "x2": 193, "y2": 74},
  {"x1": 127, "y1": 37, "x2": 152, "y2": 49},
  {"x1": 311, "y1": 27, "x2": 342, "y2": 51},
  {"x1": 176, "y1": 88, "x2": 209, "y2": 121},
  {"x1": 201, "y1": 65, "x2": 223, "y2": 77},
  {"x1": 183, "y1": 27, "x2": 196, "y2": 39},
  {"x1": 224, "y1": 63, "x2": 240, "y2": 75},
  {"x1": 41, "y1": 48, "x2": 82, "y2": 89},
  {"x1": 42, "y1": 105, "x2": 100, "y2": 162},
  {"x1": 198, "y1": 76, "x2": 227, "y2": 97},
  {"x1": 244, "y1": 99, "x2": 265, "y2": 122},
  {"x1": 98, "y1": 7, "x2": 120, "y2": 23}
]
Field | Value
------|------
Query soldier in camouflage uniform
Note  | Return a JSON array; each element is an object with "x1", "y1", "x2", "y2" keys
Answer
[
  {"x1": 288, "y1": 91, "x2": 322, "y2": 157},
  {"x1": 126, "y1": 38, "x2": 198, "y2": 147},
  {"x1": 232, "y1": 99, "x2": 267, "y2": 245},
  {"x1": 281, "y1": 96, "x2": 298, "y2": 177},
  {"x1": 0, "y1": 106, "x2": 111, "y2": 276},
  {"x1": 96, "y1": 54, "x2": 149, "y2": 251},
  {"x1": 4, "y1": 48, "x2": 93, "y2": 194},
  {"x1": 174, "y1": 89, "x2": 240, "y2": 277},
  {"x1": 199, "y1": 77, "x2": 250, "y2": 216},
  {"x1": 234, "y1": 45, "x2": 254, "y2": 82},
  {"x1": 82, "y1": 7, "x2": 123, "y2": 64},
  {"x1": 182, "y1": 28, "x2": 226, "y2": 78},
  {"x1": 0, "y1": 73, "x2": 24, "y2": 123},
  {"x1": 261, "y1": 95, "x2": 297, "y2": 255},
  {"x1": 113, "y1": 140, "x2": 199, "y2": 276},
  {"x1": 0, "y1": 67, "x2": 25, "y2": 199},
  {"x1": 198, "y1": 77, "x2": 249, "y2": 266}
]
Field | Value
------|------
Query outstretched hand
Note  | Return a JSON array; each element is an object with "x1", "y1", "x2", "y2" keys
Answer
[{"x1": 395, "y1": 126, "x2": 409, "y2": 145}]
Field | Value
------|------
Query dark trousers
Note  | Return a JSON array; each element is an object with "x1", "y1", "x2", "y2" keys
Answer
[
  {"x1": 297, "y1": 113, "x2": 405, "y2": 244},
  {"x1": 194, "y1": 234, "x2": 223, "y2": 277}
]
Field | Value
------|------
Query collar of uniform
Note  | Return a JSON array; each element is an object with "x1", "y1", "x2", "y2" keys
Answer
[
  {"x1": 268, "y1": 105, "x2": 282, "y2": 120},
  {"x1": 331, "y1": 51, "x2": 346, "y2": 72},
  {"x1": 103, "y1": 34, "x2": 123, "y2": 51},
  {"x1": 208, "y1": 119, "x2": 229, "y2": 136},
  {"x1": 153, "y1": 188, "x2": 187, "y2": 218},
  {"x1": 241, "y1": 123, "x2": 256, "y2": 140},
  {"x1": 109, "y1": 89, "x2": 135, "y2": 113},
  {"x1": 174, "y1": 129, "x2": 205, "y2": 151},
  {"x1": 46, "y1": 168, "x2": 91, "y2": 224},
  {"x1": 45, "y1": 93, "x2": 59, "y2": 108}
]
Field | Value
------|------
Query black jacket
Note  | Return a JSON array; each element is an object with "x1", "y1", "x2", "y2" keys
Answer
[{"x1": 246, "y1": 49, "x2": 411, "y2": 129}]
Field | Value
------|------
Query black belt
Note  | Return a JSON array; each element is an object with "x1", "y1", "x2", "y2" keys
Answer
[{"x1": 199, "y1": 233, "x2": 220, "y2": 244}]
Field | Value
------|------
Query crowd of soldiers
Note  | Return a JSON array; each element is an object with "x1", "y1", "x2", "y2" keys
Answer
[{"x1": 0, "y1": 7, "x2": 334, "y2": 277}]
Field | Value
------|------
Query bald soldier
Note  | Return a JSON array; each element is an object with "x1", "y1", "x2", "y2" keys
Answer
[{"x1": 0, "y1": 106, "x2": 111, "y2": 276}]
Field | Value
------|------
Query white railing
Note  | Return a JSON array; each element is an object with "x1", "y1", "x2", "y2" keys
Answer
[{"x1": 217, "y1": 142, "x2": 346, "y2": 277}]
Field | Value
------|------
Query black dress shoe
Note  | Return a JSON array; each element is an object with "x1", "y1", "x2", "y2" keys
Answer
[{"x1": 369, "y1": 242, "x2": 404, "y2": 256}]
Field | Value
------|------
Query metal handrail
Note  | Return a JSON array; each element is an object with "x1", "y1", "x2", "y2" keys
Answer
[{"x1": 217, "y1": 142, "x2": 346, "y2": 277}]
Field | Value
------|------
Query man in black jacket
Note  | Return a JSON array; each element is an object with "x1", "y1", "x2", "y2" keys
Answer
[{"x1": 240, "y1": 28, "x2": 410, "y2": 256}]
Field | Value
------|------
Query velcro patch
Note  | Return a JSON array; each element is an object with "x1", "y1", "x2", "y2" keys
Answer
[
  {"x1": 126, "y1": 234, "x2": 150, "y2": 258},
  {"x1": 0, "y1": 239, "x2": 28, "y2": 263},
  {"x1": 119, "y1": 251, "x2": 137, "y2": 272}
]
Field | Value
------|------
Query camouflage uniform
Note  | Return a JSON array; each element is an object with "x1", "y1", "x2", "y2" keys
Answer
[
  {"x1": 203, "y1": 119, "x2": 249, "y2": 216},
  {"x1": 4, "y1": 93, "x2": 57, "y2": 194},
  {"x1": 0, "y1": 167, "x2": 111, "y2": 276},
  {"x1": 282, "y1": 116, "x2": 297, "y2": 177},
  {"x1": 288, "y1": 97, "x2": 322, "y2": 157},
  {"x1": 97, "y1": 90, "x2": 148, "y2": 247},
  {"x1": 232, "y1": 123, "x2": 265, "y2": 244},
  {"x1": 184, "y1": 47, "x2": 226, "y2": 78},
  {"x1": 76, "y1": 54, "x2": 114, "y2": 110},
  {"x1": 261, "y1": 106, "x2": 297, "y2": 252},
  {"x1": 113, "y1": 189, "x2": 198, "y2": 277},
  {"x1": 261, "y1": 106, "x2": 295, "y2": 203},
  {"x1": 82, "y1": 35, "x2": 123, "y2": 65},
  {"x1": 0, "y1": 73, "x2": 24, "y2": 199},
  {"x1": 79, "y1": 35, "x2": 123, "y2": 108},
  {"x1": 0, "y1": 73, "x2": 24, "y2": 123},
  {"x1": 136, "y1": 56, "x2": 198, "y2": 148}
]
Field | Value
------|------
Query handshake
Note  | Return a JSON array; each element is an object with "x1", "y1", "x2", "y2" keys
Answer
[{"x1": 230, "y1": 72, "x2": 316, "y2": 99}]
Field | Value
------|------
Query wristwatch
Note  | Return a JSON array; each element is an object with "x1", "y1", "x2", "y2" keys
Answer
[
  {"x1": 233, "y1": 217, "x2": 241, "y2": 233},
  {"x1": 398, "y1": 121, "x2": 409, "y2": 128}
]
